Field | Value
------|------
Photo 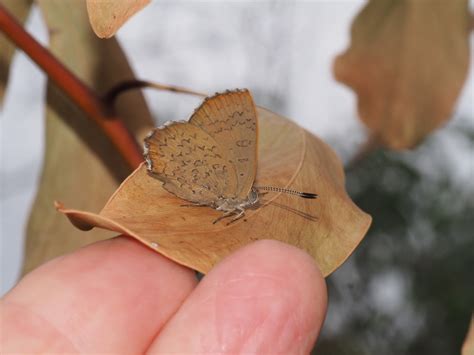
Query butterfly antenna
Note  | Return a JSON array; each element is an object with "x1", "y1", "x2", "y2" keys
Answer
[{"x1": 255, "y1": 186, "x2": 318, "y2": 199}]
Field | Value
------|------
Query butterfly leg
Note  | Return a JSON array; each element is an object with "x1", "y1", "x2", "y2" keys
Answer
[
  {"x1": 226, "y1": 207, "x2": 246, "y2": 225},
  {"x1": 212, "y1": 210, "x2": 235, "y2": 224}
]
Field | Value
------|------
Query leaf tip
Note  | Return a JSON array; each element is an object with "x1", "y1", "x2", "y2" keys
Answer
[{"x1": 54, "y1": 200, "x2": 65, "y2": 211}]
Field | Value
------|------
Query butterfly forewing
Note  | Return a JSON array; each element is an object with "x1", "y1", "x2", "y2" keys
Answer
[
  {"x1": 145, "y1": 122, "x2": 238, "y2": 205},
  {"x1": 189, "y1": 89, "x2": 258, "y2": 199}
]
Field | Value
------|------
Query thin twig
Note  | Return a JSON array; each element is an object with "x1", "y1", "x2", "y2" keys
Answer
[
  {"x1": 0, "y1": 3, "x2": 142, "y2": 170},
  {"x1": 104, "y1": 79, "x2": 207, "y2": 106}
]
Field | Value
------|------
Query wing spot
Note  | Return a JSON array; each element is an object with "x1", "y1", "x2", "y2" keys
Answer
[{"x1": 236, "y1": 139, "x2": 251, "y2": 147}]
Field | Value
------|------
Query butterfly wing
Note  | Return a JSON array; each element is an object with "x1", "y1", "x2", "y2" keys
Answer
[
  {"x1": 144, "y1": 122, "x2": 238, "y2": 205},
  {"x1": 189, "y1": 89, "x2": 258, "y2": 200}
]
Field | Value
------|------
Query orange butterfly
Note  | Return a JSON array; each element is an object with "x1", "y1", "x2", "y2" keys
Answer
[{"x1": 144, "y1": 89, "x2": 316, "y2": 224}]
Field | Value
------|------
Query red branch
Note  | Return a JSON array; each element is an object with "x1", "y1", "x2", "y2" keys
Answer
[{"x1": 0, "y1": 3, "x2": 143, "y2": 170}]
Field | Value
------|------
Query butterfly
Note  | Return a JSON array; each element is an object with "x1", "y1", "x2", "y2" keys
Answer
[{"x1": 143, "y1": 89, "x2": 317, "y2": 224}]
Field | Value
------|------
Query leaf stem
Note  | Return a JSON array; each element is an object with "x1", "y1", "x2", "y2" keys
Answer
[
  {"x1": 0, "y1": 3, "x2": 143, "y2": 170},
  {"x1": 104, "y1": 79, "x2": 207, "y2": 106}
]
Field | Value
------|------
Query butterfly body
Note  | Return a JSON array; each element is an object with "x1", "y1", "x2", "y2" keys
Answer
[{"x1": 211, "y1": 187, "x2": 260, "y2": 223}]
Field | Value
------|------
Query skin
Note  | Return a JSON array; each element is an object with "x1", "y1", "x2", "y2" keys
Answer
[{"x1": 1, "y1": 237, "x2": 327, "y2": 354}]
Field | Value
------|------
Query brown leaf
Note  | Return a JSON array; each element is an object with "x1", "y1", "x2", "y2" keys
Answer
[
  {"x1": 23, "y1": 0, "x2": 154, "y2": 274},
  {"x1": 0, "y1": 0, "x2": 33, "y2": 105},
  {"x1": 334, "y1": 0, "x2": 470, "y2": 149},
  {"x1": 463, "y1": 315, "x2": 474, "y2": 355},
  {"x1": 58, "y1": 108, "x2": 372, "y2": 277},
  {"x1": 86, "y1": 0, "x2": 150, "y2": 39}
]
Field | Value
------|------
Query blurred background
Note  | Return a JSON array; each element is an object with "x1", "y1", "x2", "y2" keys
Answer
[{"x1": 1, "y1": 1, "x2": 473, "y2": 354}]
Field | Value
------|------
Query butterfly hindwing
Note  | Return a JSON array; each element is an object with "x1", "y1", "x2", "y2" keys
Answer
[{"x1": 144, "y1": 122, "x2": 238, "y2": 205}]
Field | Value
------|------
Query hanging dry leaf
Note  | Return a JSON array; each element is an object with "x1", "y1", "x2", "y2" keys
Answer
[
  {"x1": 334, "y1": 0, "x2": 470, "y2": 149},
  {"x1": 86, "y1": 0, "x2": 150, "y2": 39},
  {"x1": 58, "y1": 107, "x2": 372, "y2": 277},
  {"x1": 23, "y1": 0, "x2": 154, "y2": 274},
  {"x1": 463, "y1": 315, "x2": 474, "y2": 355},
  {"x1": 0, "y1": 0, "x2": 33, "y2": 105}
]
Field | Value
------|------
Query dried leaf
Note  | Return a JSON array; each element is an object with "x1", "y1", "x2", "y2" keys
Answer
[
  {"x1": 86, "y1": 0, "x2": 150, "y2": 39},
  {"x1": 463, "y1": 315, "x2": 474, "y2": 355},
  {"x1": 58, "y1": 108, "x2": 372, "y2": 276},
  {"x1": 23, "y1": 0, "x2": 154, "y2": 274},
  {"x1": 0, "y1": 0, "x2": 33, "y2": 105},
  {"x1": 334, "y1": 0, "x2": 470, "y2": 149}
]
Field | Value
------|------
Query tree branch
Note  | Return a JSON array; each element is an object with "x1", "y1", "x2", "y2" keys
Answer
[{"x1": 0, "y1": 3, "x2": 143, "y2": 170}]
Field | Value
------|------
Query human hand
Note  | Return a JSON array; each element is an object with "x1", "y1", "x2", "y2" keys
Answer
[{"x1": 1, "y1": 237, "x2": 327, "y2": 353}]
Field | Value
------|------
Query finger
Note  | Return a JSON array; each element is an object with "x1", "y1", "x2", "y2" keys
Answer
[
  {"x1": 148, "y1": 239, "x2": 327, "y2": 354},
  {"x1": 1, "y1": 236, "x2": 197, "y2": 353}
]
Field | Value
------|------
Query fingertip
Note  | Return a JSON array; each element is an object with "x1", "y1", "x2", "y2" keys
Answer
[
  {"x1": 216, "y1": 239, "x2": 328, "y2": 346},
  {"x1": 3, "y1": 236, "x2": 197, "y2": 353},
  {"x1": 215, "y1": 239, "x2": 327, "y2": 310},
  {"x1": 149, "y1": 239, "x2": 327, "y2": 354}
]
